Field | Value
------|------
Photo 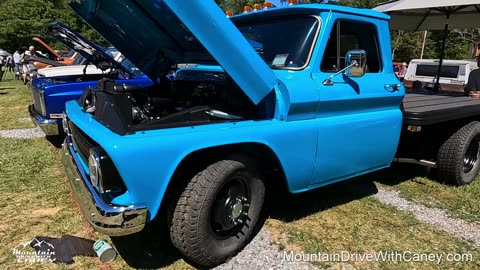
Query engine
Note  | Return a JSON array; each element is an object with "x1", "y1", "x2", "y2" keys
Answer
[{"x1": 79, "y1": 69, "x2": 268, "y2": 135}]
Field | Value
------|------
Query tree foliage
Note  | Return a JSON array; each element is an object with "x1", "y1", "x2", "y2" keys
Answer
[
  {"x1": 215, "y1": 0, "x2": 266, "y2": 14},
  {"x1": 0, "y1": 0, "x2": 106, "y2": 52},
  {"x1": 0, "y1": 0, "x2": 477, "y2": 63}
]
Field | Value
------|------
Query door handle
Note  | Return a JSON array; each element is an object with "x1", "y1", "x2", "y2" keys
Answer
[{"x1": 384, "y1": 84, "x2": 401, "y2": 92}]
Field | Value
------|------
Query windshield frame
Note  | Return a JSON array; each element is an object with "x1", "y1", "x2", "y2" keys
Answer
[{"x1": 234, "y1": 15, "x2": 321, "y2": 71}]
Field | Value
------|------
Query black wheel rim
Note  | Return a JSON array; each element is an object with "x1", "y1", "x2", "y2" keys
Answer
[
  {"x1": 464, "y1": 137, "x2": 480, "y2": 173},
  {"x1": 209, "y1": 175, "x2": 251, "y2": 239}
]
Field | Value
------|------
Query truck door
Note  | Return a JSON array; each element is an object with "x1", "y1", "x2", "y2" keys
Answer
[{"x1": 310, "y1": 18, "x2": 404, "y2": 185}]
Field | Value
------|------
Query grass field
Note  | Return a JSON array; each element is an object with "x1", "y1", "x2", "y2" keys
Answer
[
  {"x1": 266, "y1": 179, "x2": 480, "y2": 269},
  {"x1": 374, "y1": 165, "x2": 480, "y2": 223},
  {"x1": 0, "y1": 72, "x2": 192, "y2": 270},
  {"x1": 0, "y1": 70, "x2": 479, "y2": 269}
]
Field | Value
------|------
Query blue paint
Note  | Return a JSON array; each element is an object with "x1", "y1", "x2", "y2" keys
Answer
[
  {"x1": 29, "y1": 23, "x2": 153, "y2": 134},
  {"x1": 64, "y1": 1, "x2": 403, "y2": 222}
]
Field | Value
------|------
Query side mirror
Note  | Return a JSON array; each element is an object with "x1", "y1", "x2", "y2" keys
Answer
[{"x1": 345, "y1": 49, "x2": 367, "y2": 77}]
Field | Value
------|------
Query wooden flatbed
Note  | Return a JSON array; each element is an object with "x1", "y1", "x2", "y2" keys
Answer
[{"x1": 403, "y1": 90, "x2": 480, "y2": 126}]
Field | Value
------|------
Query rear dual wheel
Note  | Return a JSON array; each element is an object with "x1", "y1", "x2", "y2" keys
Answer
[
  {"x1": 437, "y1": 121, "x2": 480, "y2": 185},
  {"x1": 168, "y1": 159, "x2": 265, "y2": 268}
]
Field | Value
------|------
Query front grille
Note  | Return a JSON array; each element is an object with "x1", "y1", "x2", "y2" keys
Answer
[
  {"x1": 68, "y1": 121, "x2": 96, "y2": 164},
  {"x1": 68, "y1": 121, "x2": 126, "y2": 194},
  {"x1": 32, "y1": 87, "x2": 46, "y2": 116}
]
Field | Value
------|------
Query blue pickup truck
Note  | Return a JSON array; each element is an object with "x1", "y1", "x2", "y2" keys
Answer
[
  {"x1": 61, "y1": 0, "x2": 480, "y2": 267},
  {"x1": 28, "y1": 22, "x2": 152, "y2": 136}
]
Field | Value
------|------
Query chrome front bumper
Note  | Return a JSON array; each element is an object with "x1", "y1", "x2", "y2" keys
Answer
[
  {"x1": 61, "y1": 137, "x2": 148, "y2": 236},
  {"x1": 28, "y1": 104, "x2": 59, "y2": 136}
]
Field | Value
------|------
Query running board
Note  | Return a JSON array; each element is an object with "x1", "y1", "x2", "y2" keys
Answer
[{"x1": 393, "y1": 158, "x2": 437, "y2": 168}]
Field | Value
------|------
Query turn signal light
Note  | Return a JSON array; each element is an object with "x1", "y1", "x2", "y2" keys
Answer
[
  {"x1": 263, "y1": 1, "x2": 273, "y2": 9},
  {"x1": 288, "y1": 0, "x2": 299, "y2": 5},
  {"x1": 253, "y1": 4, "x2": 261, "y2": 11},
  {"x1": 225, "y1": 10, "x2": 234, "y2": 17},
  {"x1": 243, "y1": 5, "x2": 252, "y2": 13}
]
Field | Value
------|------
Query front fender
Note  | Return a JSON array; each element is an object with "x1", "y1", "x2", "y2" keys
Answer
[{"x1": 66, "y1": 101, "x2": 318, "y2": 220}]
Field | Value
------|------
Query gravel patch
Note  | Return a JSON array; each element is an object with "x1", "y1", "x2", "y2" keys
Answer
[
  {"x1": 0, "y1": 127, "x2": 44, "y2": 139},
  {"x1": 214, "y1": 229, "x2": 318, "y2": 270},
  {"x1": 17, "y1": 117, "x2": 32, "y2": 123},
  {"x1": 374, "y1": 188, "x2": 480, "y2": 247}
]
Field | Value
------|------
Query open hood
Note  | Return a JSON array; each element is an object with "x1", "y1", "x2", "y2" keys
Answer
[
  {"x1": 67, "y1": 0, "x2": 275, "y2": 104},
  {"x1": 43, "y1": 22, "x2": 131, "y2": 76},
  {"x1": 25, "y1": 55, "x2": 66, "y2": 67},
  {"x1": 32, "y1": 37, "x2": 63, "y2": 61}
]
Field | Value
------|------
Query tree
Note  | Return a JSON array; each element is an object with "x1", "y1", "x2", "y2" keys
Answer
[
  {"x1": 0, "y1": 0, "x2": 57, "y2": 51},
  {"x1": 0, "y1": 0, "x2": 106, "y2": 52},
  {"x1": 215, "y1": 0, "x2": 266, "y2": 14}
]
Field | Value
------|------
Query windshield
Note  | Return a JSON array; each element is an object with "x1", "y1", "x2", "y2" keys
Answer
[
  {"x1": 105, "y1": 47, "x2": 119, "y2": 58},
  {"x1": 66, "y1": 49, "x2": 76, "y2": 58},
  {"x1": 72, "y1": 55, "x2": 87, "y2": 65},
  {"x1": 120, "y1": 58, "x2": 144, "y2": 76},
  {"x1": 235, "y1": 16, "x2": 319, "y2": 69}
]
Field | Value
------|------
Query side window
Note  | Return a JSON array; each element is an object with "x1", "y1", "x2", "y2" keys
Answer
[{"x1": 321, "y1": 20, "x2": 381, "y2": 73}]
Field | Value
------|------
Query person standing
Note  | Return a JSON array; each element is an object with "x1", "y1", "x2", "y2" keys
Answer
[
  {"x1": 465, "y1": 56, "x2": 480, "y2": 96},
  {"x1": 396, "y1": 62, "x2": 408, "y2": 82},
  {"x1": 21, "y1": 46, "x2": 36, "y2": 84},
  {"x1": 6, "y1": 54, "x2": 14, "y2": 72},
  {"x1": 13, "y1": 50, "x2": 21, "y2": 80}
]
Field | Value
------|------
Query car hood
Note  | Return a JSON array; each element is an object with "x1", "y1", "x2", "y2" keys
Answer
[
  {"x1": 32, "y1": 37, "x2": 63, "y2": 60},
  {"x1": 38, "y1": 64, "x2": 104, "y2": 77},
  {"x1": 68, "y1": 0, "x2": 275, "y2": 104},
  {"x1": 44, "y1": 22, "x2": 131, "y2": 76}
]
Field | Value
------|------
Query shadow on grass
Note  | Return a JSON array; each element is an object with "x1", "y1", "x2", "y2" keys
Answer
[
  {"x1": 371, "y1": 163, "x2": 433, "y2": 186},
  {"x1": 267, "y1": 163, "x2": 433, "y2": 222},
  {"x1": 266, "y1": 174, "x2": 379, "y2": 222},
  {"x1": 110, "y1": 216, "x2": 182, "y2": 269},
  {"x1": 101, "y1": 164, "x2": 429, "y2": 268},
  {"x1": 0, "y1": 87, "x2": 15, "y2": 91},
  {"x1": 46, "y1": 134, "x2": 66, "y2": 149}
]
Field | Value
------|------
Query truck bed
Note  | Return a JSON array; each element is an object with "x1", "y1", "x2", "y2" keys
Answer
[{"x1": 402, "y1": 90, "x2": 480, "y2": 125}]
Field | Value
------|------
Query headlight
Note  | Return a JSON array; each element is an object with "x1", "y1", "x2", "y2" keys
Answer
[
  {"x1": 88, "y1": 149, "x2": 103, "y2": 192},
  {"x1": 62, "y1": 114, "x2": 69, "y2": 134},
  {"x1": 39, "y1": 90, "x2": 47, "y2": 116}
]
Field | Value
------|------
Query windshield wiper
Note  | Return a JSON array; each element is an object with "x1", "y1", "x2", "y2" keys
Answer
[{"x1": 205, "y1": 109, "x2": 243, "y2": 120}]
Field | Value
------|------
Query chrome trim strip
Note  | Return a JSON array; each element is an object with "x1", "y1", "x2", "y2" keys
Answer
[{"x1": 61, "y1": 136, "x2": 148, "y2": 236}]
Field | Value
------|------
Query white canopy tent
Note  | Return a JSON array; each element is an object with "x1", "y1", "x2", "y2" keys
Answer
[
  {"x1": 374, "y1": 0, "x2": 480, "y2": 31},
  {"x1": 374, "y1": 0, "x2": 480, "y2": 91}
]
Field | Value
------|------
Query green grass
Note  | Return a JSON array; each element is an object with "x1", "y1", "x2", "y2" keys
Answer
[
  {"x1": 0, "y1": 72, "x2": 35, "y2": 130},
  {"x1": 372, "y1": 165, "x2": 480, "y2": 223},
  {"x1": 0, "y1": 74, "x2": 191, "y2": 270},
  {"x1": 267, "y1": 191, "x2": 480, "y2": 270}
]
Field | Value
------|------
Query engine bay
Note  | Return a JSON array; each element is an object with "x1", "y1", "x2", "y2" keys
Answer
[{"x1": 79, "y1": 70, "x2": 275, "y2": 135}]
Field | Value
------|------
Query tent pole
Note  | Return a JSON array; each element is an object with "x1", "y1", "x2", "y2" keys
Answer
[
  {"x1": 420, "y1": 31, "x2": 428, "y2": 59},
  {"x1": 434, "y1": 14, "x2": 450, "y2": 92}
]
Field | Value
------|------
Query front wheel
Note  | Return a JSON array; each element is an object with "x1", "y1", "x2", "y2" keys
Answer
[
  {"x1": 169, "y1": 159, "x2": 265, "y2": 268},
  {"x1": 437, "y1": 121, "x2": 480, "y2": 185}
]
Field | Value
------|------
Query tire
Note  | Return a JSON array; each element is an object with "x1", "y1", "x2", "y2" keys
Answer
[
  {"x1": 168, "y1": 159, "x2": 265, "y2": 268},
  {"x1": 437, "y1": 121, "x2": 480, "y2": 185}
]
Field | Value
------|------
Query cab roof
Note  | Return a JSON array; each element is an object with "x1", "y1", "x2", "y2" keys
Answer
[{"x1": 232, "y1": 4, "x2": 390, "y2": 21}]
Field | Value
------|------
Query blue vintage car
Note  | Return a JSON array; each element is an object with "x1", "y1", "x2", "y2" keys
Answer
[
  {"x1": 61, "y1": 0, "x2": 480, "y2": 268},
  {"x1": 28, "y1": 22, "x2": 152, "y2": 136}
]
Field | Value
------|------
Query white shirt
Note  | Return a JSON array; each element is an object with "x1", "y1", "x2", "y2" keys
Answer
[{"x1": 13, "y1": 52, "x2": 21, "y2": 64}]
